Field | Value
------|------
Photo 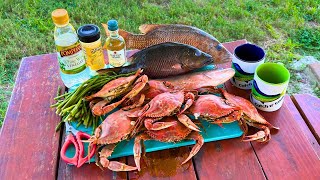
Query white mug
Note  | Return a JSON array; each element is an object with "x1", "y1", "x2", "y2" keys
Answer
[{"x1": 230, "y1": 43, "x2": 265, "y2": 89}]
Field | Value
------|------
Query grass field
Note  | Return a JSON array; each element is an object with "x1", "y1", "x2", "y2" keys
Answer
[{"x1": 0, "y1": 0, "x2": 319, "y2": 126}]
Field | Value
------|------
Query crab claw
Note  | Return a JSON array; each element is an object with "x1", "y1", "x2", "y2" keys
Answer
[
  {"x1": 179, "y1": 92, "x2": 195, "y2": 114},
  {"x1": 242, "y1": 131, "x2": 267, "y2": 142},
  {"x1": 92, "y1": 100, "x2": 124, "y2": 116},
  {"x1": 99, "y1": 144, "x2": 138, "y2": 171},
  {"x1": 177, "y1": 114, "x2": 200, "y2": 132},
  {"x1": 144, "y1": 118, "x2": 177, "y2": 130},
  {"x1": 242, "y1": 125, "x2": 271, "y2": 142}
]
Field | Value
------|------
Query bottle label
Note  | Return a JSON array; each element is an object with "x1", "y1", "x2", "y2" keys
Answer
[
  {"x1": 82, "y1": 43, "x2": 105, "y2": 70},
  {"x1": 57, "y1": 42, "x2": 86, "y2": 74},
  {"x1": 107, "y1": 49, "x2": 126, "y2": 67}
]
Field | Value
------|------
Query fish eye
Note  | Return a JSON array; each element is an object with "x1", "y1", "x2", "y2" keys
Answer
[{"x1": 195, "y1": 50, "x2": 202, "y2": 56}]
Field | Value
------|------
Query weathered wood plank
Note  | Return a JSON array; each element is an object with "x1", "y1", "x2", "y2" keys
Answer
[
  {"x1": 0, "y1": 54, "x2": 63, "y2": 179},
  {"x1": 292, "y1": 94, "x2": 320, "y2": 143},
  {"x1": 57, "y1": 131, "x2": 127, "y2": 180},
  {"x1": 127, "y1": 147, "x2": 197, "y2": 180},
  {"x1": 252, "y1": 96, "x2": 320, "y2": 179},
  {"x1": 226, "y1": 80, "x2": 320, "y2": 178},
  {"x1": 194, "y1": 139, "x2": 265, "y2": 180},
  {"x1": 289, "y1": 95, "x2": 320, "y2": 157}
]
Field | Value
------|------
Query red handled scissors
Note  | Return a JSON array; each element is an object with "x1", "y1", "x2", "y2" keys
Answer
[{"x1": 60, "y1": 122, "x2": 97, "y2": 168}]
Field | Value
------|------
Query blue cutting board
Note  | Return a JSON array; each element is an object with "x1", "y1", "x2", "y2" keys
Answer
[{"x1": 65, "y1": 65, "x2": 243, "y2": 162}]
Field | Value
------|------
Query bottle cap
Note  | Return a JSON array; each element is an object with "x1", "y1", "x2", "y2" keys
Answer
[
  {"x1": 52, "y1": 9, "x2": 69, "y2": 25},
  {"x1": 107, "y1": 20, "x2": 118, "y2": 31},
  {"x1": 77, "y1": 24, "x2": 101, "y2": 43}
]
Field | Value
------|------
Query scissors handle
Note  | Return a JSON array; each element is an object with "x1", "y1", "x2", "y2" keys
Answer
[
  {"x1": 60, "y1": 134, "x2": 79, "y2": 166},
  {"x1": 76, "y1": 131, "x2": 97, "y2": 167}
]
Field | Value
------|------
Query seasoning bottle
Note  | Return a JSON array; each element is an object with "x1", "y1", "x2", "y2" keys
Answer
[
  {"x1": 51, "y1": 9, "x2": 90, "y2": 88},
  {"x1": 105, "y1": 20, "x2": 127, "y2": 67},
  {"x1": 77, "y1": 24, "x2": 105, "y2": 72}
]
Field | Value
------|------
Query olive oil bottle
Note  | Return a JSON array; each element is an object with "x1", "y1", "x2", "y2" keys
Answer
[{"x1": 105, "y1": 20, "x2": 127, "y2": 67}]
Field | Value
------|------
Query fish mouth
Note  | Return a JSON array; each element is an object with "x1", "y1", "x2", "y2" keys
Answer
[
  {"x1": 204, "y1": 57, "x2": 214, "y2": 65},
  {"x1": 220, "y1": 52, "x2": 233, "y2": 64}
]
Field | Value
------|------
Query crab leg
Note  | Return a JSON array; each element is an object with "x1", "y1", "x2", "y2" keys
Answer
[
  {"x1": 242, "y1": 124, "x2": 271, "y2": 142},
  {"x1": 133, "y1": 133, "x2": 151, "y2": 171},
  {"x1": 181, "y1": 132, "x2": 204, "y2": 164},
  {"x1": 92, "y1": 75, "x2": 148, "y2": 116},
  {"x1": 179, "y1": 92, "x2": 195, "y2": 114},
  {"x1": 99, "y1": 144, "x2": 138, "y2": 171},
  {"x1": 177, "y1": 114, "x2": 200, "y2": 132},
  {"x1": 123, "y1": 75, "x2": 148, "y2": 100},
  {"x1": 85, "y1": 69, "x2": 142, "y2": 101},
  {"x1": 122, "y1": 94, "x2": 145, "y2": 110},
  {"x1": 220, "y1": 88, "x2": 279, "y2": 130},
  {"x1": 144, "y1": 118, "x2": 177, "y2": 130},
  {"x1": 91, "y1": 99, "x2": 113, "y2": 116}
]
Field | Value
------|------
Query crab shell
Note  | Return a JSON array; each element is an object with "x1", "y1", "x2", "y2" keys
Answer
[
  {"x1": 189, "y1": 94, "x2": 242, "y2": 122},
  {"x1": 140, "y1": 91, "x2": 185, "y2": 118},
  {"x1": 94, "y1": 109, "x2": 138, "y2": 145},
  {"x1": 85, "y1": 69, "x2": 142, "y2": 101},
  {"x1": 146, "y1": 116, "x2": 192, "y2": 142},
  {"x1": 220, "y1": 89, "x2": 278, "y2": 129}
]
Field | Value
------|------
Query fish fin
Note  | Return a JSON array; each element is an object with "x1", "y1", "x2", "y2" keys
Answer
[
  {"x1": 139, "y1": 24, "x2": 163, "y2": 34},
  {"x1": 101, "y1": 23, "x2": 109, "y2": 36},
  {"x1": 171, "y1": 63, "x2": 183, "y2": 70},
  {"x1": 102, "y1": 23, "x2": 133, "y2": 39},
  {"x1": 118, "y1": 29, "x2": 133, "y2": 41}
]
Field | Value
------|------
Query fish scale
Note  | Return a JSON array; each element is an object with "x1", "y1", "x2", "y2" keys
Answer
[
  {"x1": 99, "y1": 42, "x2": 214, "y2": 79},
  {"x1": 114, "y1": 24, "x2": 232, "y2": 64}
]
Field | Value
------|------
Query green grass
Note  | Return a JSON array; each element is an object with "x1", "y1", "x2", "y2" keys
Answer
[{"x1": 0, "y1": 0, "x2": 319, "y2": 126}]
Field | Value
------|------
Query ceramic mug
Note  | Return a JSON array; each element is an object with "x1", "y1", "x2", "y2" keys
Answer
[
  {"x1": 250, "y1": 62, "x2": 290, "y2": 112},
  {"x1": 230, "y1": 43, "x2": 265, "y2": 89}
]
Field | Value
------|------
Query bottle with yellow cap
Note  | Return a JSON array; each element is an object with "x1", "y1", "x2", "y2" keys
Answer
[{"x1": 52, "y1": 9, "x2": 90, "y2": 88}]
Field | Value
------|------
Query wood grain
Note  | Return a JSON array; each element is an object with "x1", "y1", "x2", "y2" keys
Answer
[
  {"x1": 194, "y1": 139, "x2": 265, "y2": 180},
  {"x1": 292, "y1": 94, "x2": 320, "y2": 143},
  {"x1": 251, "y1": 96, "x2": 320, "y2": 179},
  {"x1": 226, "y1": 78, "x2": 320, "y2": 178},
  {"x1": 127, "y1": 147, "x2": 197, "y2": 180},
  {"x1": 0, "y1": 54, "x2": 64, "y2": 179},
  {"x1": 289, "y1": 95, "x2": 320, "y2": 157}
]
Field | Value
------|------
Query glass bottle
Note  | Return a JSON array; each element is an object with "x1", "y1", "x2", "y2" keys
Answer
[
  {"x1": 105, "y1": 20, "x2": 127, "y2": 67},
  {"x1": 51, "y1": 9, "x2": 90, "y2": 88}
]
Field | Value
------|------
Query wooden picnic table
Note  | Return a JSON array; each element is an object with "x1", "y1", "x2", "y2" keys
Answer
[{"x1": 0, "y1": 40, "x2": 319, "y2": 179}]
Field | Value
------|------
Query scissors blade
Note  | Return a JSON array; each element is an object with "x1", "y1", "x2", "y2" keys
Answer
[{"x1": 65, "y1": 122, "x2": 79, "y2": 135}]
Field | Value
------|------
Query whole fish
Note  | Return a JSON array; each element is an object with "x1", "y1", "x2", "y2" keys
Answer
[
  {"x1": 98, "y1": 42, "x2": 213, "y2": 78},
  {"x1": 102, "y1": 24, "x2": 232, "y2": 64}
]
